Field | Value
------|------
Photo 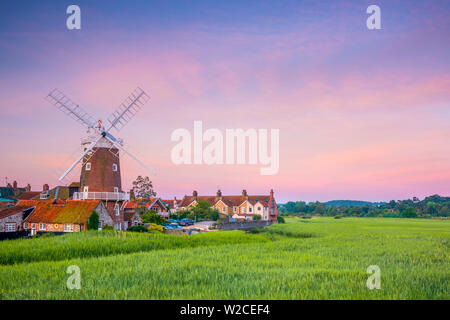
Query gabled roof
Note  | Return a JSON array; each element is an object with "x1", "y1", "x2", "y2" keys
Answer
[
  {"x1": 0, "y1": 205, "x2": 32, "y2": 220},
  {"x1": 181, "y1": 194, "x2": 272, "y2": 208},
  {"x1": 25, "y1": 200, "x2": 101, "y2": 224},
  {"x1": 180, "y1": 196, "x2": 217, "y2": 207},
  {"x1": 124, "y1": 198, "x2": 166, "y2": 211},
  {"x1": 161, "y1": 199, "x2": 182, "y2": 208}
]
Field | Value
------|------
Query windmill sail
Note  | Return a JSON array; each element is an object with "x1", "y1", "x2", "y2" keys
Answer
[
  {"x1": 106, "y1": 87, "x2": 150, "y2": 132},
  {"x1": 58, "y1": 135, "x2": 103, "y2": 181},
  {"x1": 46, "y1": 89, "x2": 96, "y2": 129},
  {"x1": 104, "y1": 135, "x2": 156, "y2": 176}
]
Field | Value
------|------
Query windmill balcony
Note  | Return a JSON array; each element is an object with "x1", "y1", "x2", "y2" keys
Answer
[{"x1": 72, "y1": 192, "x2": 130, "y2": 201}]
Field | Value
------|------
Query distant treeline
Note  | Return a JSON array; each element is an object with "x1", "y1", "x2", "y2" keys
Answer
[{"x1": 278, "y1": 194, "x2": 450, "y2": 218}]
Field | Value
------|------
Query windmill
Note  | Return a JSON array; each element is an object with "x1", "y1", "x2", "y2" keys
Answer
[{"x1": 45, "y1": 87, "x2": 155, "y2": 202}]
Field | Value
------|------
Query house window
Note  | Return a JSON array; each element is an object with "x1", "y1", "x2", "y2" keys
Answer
[
  {"x1": 39, "y1": 223, "x2": 46, "y2": 231},
  {"x1": 24, "y1": 223, "x2": 28, "y2": 229},
  {"x1": 112, "y1": 164, "x2": 118, "y2": 172},
  {"x1": 249, "y1": 207, "x2": 252, "y2": 213},
  {"x1": 64, "y1": 224, "x2": 73, "y2": 232},
  {"x1": 31, "y1": 223, "x2": 36, "y2": 230},
  {"x1": 5, "y1": 223, "x2": 16, "y2": 232},
  {"x1": 234, "y1": 207, "x2": 237, "y2": 212},
  {"x1": 222, "y1": 207, "x2": 226, "y2": 213},
  {"x1": 114, "y1": 203, "x2": 120, "y2": 216},
  {"x1": 114, "y1": 187, "x2": 119, "y2": 193},
  {"x1": 86, "y1": 163, "x2": 91, "y2": 171},
  {"x1": 258, "y1": 207, "x2": 261, "y2": 211},
  {"x1": 83, "y1": 186, "x2": 89, "y2": 193},
  {"x1": 242, "y1": 207, "x2": 246, "y2": 213}
]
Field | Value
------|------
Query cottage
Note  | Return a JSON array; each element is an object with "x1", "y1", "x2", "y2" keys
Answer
[
  {"x1": 0, "y1": 202, "x2": 35, "y2": 233},
  {"x1": 23, "y1": 200, "x2": 112, "y2": 235},
  {"x1": 123, "y1": 198, "x2": 169, "y2": 218}
]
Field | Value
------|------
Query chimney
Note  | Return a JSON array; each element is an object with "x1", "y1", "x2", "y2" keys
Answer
[
  {"x1": 193, "y1": 190, "x2": 198, "y2": 200},
  {"x1": 25, "y1": 184, "x2": 31, "y2": 192},
  {"x1": 43, "y1": 184, "x2": 49, "y2": 192},
  {"x1": 216, "y1": 189, "x2": 222, "y2": 201},
  {"x1": 242, "y1": 189, "x2": 248, "y2": 199},
  {"x1": 13, "y1": 180, "x2": 18, "y2": 190},
  {"x1": 174, "y1": 196, "x2": 178, "y2": 209},
  {"x1": 270, "y1": 189, "x2": 274, "y2": 199}
]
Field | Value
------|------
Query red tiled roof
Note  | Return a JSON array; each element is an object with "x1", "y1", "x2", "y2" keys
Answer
[
  {"x1": 25, "y1": 200, "x2": 101, "y2": 224},
  {"x1": 180, "y1": 196, "x2": 217, "y2": 207},
  {"x1": 181, "y1": 194, "x2": 272, "y2": 208},
  {"x1": 124, "y1": 198, "x2": 158, "y2": 210}
]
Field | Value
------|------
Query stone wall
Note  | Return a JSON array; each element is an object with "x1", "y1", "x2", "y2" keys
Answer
[{"x1": 219, "y1": 219, "x2": 276, "y2": 231}]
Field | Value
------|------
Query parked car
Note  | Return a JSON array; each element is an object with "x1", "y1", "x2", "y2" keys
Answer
[
  {"x1": 179, "y1": 218, "x2": 195, "y2": 226},
  {"x1": 163, "y1": 222, "x2": 182, "y2": 229},
  {"x1": 168, "y1": 219, "x2": 179, "y2": 224}
]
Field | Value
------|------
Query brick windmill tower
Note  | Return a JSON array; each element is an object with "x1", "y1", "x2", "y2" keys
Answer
[{"x1": 45, "y1": 88, "x2": 156, "y2": 230}]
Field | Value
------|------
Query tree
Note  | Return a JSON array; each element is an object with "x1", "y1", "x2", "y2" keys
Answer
[
  {"x1": 190, "y1": 199, "x2": 220, "y2": 221},
  {"x1": 401, "y1": 206, "x2": 418, "y2": 218},
  {"x1": 86, "y1": 210, "x2": 99, "y2": 230},
  {"x1": 132, "y1": 176, "x2": 156, "y2": 200}
]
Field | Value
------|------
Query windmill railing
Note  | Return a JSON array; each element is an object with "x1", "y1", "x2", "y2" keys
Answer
[{"x1": 72, "y1": 192, "x2": 130, "y2": 201}]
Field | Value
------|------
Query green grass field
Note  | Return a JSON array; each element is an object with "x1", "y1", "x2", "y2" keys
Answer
[{"x1": 0, "y1": 217, "x2": 448, "y2": 299}]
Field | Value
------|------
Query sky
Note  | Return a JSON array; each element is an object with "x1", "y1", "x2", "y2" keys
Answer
[{"x1": 0, "y1": 0, "x2": 449, "y2": 203}]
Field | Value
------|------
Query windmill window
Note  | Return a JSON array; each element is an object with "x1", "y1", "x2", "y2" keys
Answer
[
  {"x1": 83, "y1": 186, "x2": 89, "y2": 193},
  {"x1": 112, "y1": 164, "x2": 118, "y2": 172},
  {"x1": 114, "y1": 187, "x2": 119, "y2": 193},
  {"x1": 115, "y1": 204, "x2": 120, "y2": 216},
  {"x1": 86, "y1": 163, "x2": 91, "y2": 171}
]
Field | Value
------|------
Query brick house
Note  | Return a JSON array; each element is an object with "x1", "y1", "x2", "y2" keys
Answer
[
  {"x1": 123, "y1": 198, "x2": 169, "y2": 218},
  {"x1": 179, "y1": 189, "x2": 277, "y2": 221}
]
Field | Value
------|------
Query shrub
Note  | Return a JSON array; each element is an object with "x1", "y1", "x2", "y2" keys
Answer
[
  {"x1": 253, "y1": 214, "x2": 262, "y2": 221},
  {"x1": 142, "y1": 211, "x2": 166, "y2": 225},
  {"x1": 86, "y1": 211, "x2": 99, "y2": 230},
  {"x1": 127, "y1": 225, "x2": 148, "y2": 233},
  {"x1": 148, "y1": 224, "x2": 164, "y2": 233},
  {"x1": 249, "y1": 227, "x2": 264, "y2": 234},
  {"x1": 102, "y1": 225, "x2": 113, "y2": 231},
  {"x1": 277, "y1": 216, "x2": 285, "y2": 224}
]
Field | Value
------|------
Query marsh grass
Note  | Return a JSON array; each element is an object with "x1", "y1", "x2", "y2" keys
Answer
[{"x1": 0, "y1": 217, "x2": 448, "y2": 299}]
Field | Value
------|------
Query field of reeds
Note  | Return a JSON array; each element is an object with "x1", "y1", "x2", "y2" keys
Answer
[{"x1": 0, "y1": 217, "x2": 448, "y2": 299}]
